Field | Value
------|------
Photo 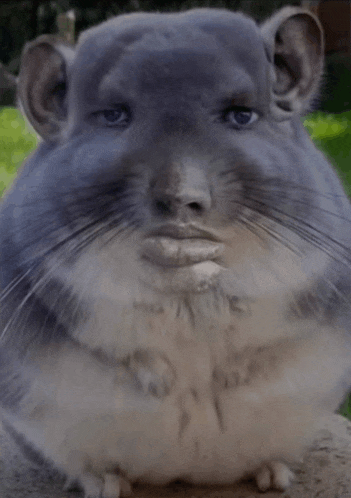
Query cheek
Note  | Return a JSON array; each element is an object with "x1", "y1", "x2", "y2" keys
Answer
[
  {"x1": 218, "y1": 225, "x2": 270, "y2": 267},
  {"x1": 216, "y1": 225, "x2": 318, "y2": 298},
  {"x1": 61, "y1": 136, "x2": 127, "y2": 182},
  {"x1": 57, "y1": 234, "x2": 144, "y2": 296}
]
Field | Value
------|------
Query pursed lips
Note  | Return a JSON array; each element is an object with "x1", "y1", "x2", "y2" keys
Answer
[{"x1": 141, "y1": 224, "x2": 225, "y2": 267}]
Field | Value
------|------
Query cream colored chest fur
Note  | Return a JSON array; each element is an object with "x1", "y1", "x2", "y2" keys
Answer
[
  {"x1": 27, "y1": 257, "x2": 347, "y2": 485},
  {"x1": 19, "y1": 289, "x2": 349, "y2": 486}
]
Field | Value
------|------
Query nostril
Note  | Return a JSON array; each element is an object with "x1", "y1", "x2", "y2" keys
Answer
[{"x1": 188, "y1": 202, "x2": 203, "y2": 213}]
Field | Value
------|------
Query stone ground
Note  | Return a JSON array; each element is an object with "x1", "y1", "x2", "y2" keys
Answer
[{"x1": 0, "y1": 415, "x2": 351, "y2": 498}]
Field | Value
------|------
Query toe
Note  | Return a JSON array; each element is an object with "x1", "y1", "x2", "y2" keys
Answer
[
  {"x1": 80, "y1": 473, "x2": 105, "y2": 498},
  {"x1": 103, "y1": 473, "x2": 133, "y2": 498},
  {"x1": 255, "y1": 465, "x2": 271, "y2": 492},
  {"x1": 254, "y1": 461, "x2": 294, "y2": 492},
  {"x1": 270, "y1": 461, "x2": 294, "y2": 491}
]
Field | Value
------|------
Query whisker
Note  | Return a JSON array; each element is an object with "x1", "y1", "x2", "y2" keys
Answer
[
  {"x1": 0, "y1": 266, "x2": 39, "y2": 303},
  {"x1": 0, "y1": 257, "x2": 65, "y2": 342},
  {"x1": 223, "y1": 173, "x2": 349, "y2": 202},
  {"x1": 239, "y1": 216, "x2": 303, "y2": 256},
  {"x1": 0, "y1": 187, "x2": 140, "y2": 343},
  {"x1": 233, "y1": 198, "x2": 351, "y2": 267},
  {"x1": 248, "y1": 192, "x2": 351, "y2": 225}
]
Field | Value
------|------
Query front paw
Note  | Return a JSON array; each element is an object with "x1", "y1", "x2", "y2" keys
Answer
[
  {"x1": 212, "y1": 346, "x2": 279, "y2": 390},
  {"x1": 127, "y1": 349, "x2": 176, "y2": 397},
  {"x1": 253, "y1": 461, "x2": 294, "y2": 492}
]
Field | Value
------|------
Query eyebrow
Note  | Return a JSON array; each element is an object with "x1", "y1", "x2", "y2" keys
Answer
[
  {"x1": 217, "y1": 90, "x2": 257, "y2": 109},
  {"x1": 97, "y1": 76, "x2": 133, "y2": 106}
]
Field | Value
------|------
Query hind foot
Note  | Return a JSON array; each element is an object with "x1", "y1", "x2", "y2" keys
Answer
[
  {"x1": 254, "y1": 461, "x2": 294, "y2": 492},
  {"x1": 64, "y1": 472, "x2": 132, "y2": 498}
]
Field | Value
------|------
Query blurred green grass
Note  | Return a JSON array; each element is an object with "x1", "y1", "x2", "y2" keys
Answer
[
  {"x1": 0, "y1": 107, "x2": 38, "y2": 197},
  {"x1": 303, "y1": 111, "x2": 351, "y2": 197},
  {"x1": 1, "y1": 106, "x2": 351, "y2": 419}
]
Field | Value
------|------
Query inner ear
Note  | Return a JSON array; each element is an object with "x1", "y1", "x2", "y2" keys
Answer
[
  {"x1": 261, "y1": 7, "x2": 324, "y2": 117},
  {"x1": 273, "y1": 13, "x2": 323, "y2": 97},
  {"x1": 18, "y1": 35, "x2": 75, "y2": 141}
]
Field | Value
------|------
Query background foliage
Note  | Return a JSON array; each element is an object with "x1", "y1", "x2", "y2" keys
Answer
[
  {"x1": 1, "y1": 0, "x2": 351, "y2": 112},
  {"x1": 0, "y1": 0, "x2": 302, "y2": 75}
]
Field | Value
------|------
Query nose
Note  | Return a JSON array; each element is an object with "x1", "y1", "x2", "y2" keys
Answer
[{"x1": 150, "y1": 159, "x2": 212, "y2": 220}]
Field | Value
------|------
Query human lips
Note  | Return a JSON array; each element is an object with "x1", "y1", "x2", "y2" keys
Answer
[{"x1": 141, "y1": 224, "x2": 224, "y2": 267}]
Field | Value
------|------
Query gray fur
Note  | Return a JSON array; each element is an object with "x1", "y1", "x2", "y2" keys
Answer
[{"x1": 1, "y1": 6, "x2": 351, "y2": 498}]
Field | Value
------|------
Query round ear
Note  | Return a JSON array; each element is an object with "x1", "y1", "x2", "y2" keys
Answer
[
  {"x1": 18, "y1": 35, "x2": 75, "y2": 141},
  {"x1": 261, "y1": 6, "x2": 324, "y2": 119}
]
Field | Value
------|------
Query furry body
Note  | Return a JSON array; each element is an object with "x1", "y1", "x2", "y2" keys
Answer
[{"x1": 1, "y1": 6, "x2": 351, "y2": 497}]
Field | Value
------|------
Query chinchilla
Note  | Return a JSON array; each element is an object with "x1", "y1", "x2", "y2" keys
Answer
[{"x1": 1, "y1": 6, "x2": 351, "y2": 497}]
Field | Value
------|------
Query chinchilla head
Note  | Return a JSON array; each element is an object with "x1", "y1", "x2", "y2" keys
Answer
[{"x1": 1, "y1": 7, "x2": 351, "y2": 353}]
